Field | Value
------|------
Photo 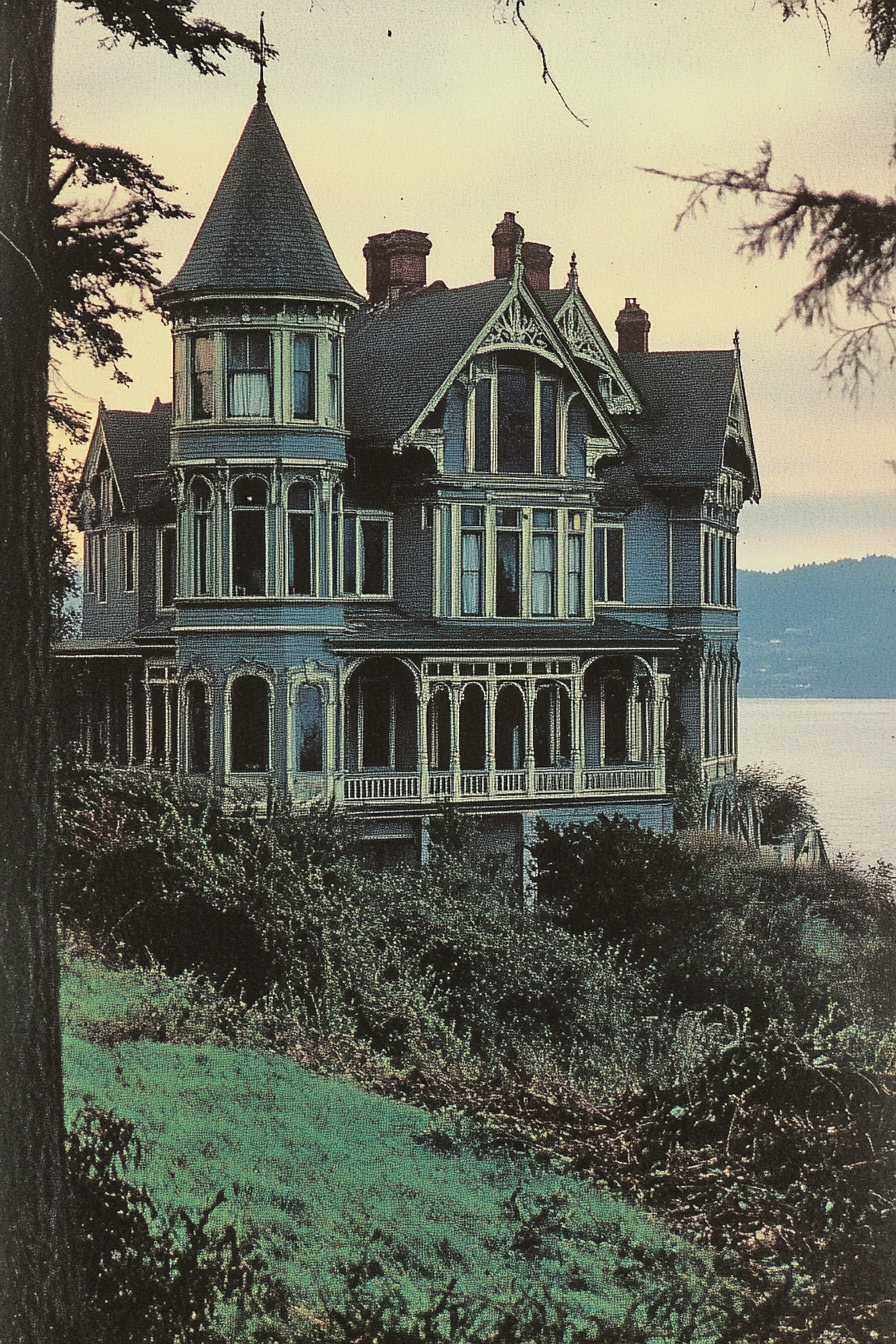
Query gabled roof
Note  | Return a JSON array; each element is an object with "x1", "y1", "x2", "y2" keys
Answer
[
  {"x1": 160, "y1": 98, "x2": 360, "y2": 305},
  {"x1": 82, "y1": 399, "x2": 171, "y2": 513},
  {"x1": 345, "y1": 278, "x2": 512, "y2": 444},
  {"x1": 618, "y1": 350, "x2": 760, "y2": 500},
  {"x1": 344, "y1": 272, "x2": 621, "y2": 450}
]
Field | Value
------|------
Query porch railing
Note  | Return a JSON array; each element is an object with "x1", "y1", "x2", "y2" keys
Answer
[{"x1": 341, "y1": 763, "x2": 663, "y2": 803}]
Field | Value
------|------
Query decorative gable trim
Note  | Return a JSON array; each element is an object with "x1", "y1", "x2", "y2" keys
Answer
[
  {"x1": 553, "y1": 291, "x2": 641, "y2": 415},
  {"x1": 397, "y1": 274, "x2": 624, "y2": 454}
]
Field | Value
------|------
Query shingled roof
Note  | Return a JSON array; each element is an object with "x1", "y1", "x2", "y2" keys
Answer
[
  {"x1": 160, "y1": 97, "x2": 360, "y2": 304},
  {"x1": 92, "y1": 399, "x2": 171, "y2": 513},
  {"x1": 618, "y1": 350, "x2": 759, "y2": 500},
  {"x1": 345, "y1": 278, "x2": 513, "y2": 444}
]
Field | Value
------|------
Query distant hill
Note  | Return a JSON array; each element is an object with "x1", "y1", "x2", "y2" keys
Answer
[{"x1": 737, "y1": 555, "x2": 896, "y2": 698}]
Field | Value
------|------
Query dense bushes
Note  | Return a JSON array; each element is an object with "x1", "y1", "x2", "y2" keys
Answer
[
  {"x1": 56, "y1": 763, "x2": 896, "y2": 1343},
  {"x1": 532, "y1": 814, "x2": 896, "y2": 1030}
]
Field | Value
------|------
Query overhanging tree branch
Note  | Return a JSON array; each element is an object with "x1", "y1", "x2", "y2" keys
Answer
[
  {"x1": 644, "y1": 144, "x2": 896, "y2": 392},
  {"x1": 67, "y1": 0, "x2": 275, "y2": 74}
]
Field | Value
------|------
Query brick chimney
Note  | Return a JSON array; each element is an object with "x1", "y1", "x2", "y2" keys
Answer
[
  {"x1": 615, "y1": 297, "x2": 650, "y2": 354},
  {"x1": 363, "y1": 229, "x2": 432, "y2": 304},
  {"x1": 492, "y1": 211, "x2": 525, "y2": 278},
  {"x1": 521, "y1": 241, "x2": 552, "y2": 291}
]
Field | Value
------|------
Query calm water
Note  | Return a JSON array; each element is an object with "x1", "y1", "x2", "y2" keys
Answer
[{"x1": 738, "y1": 699, "x2": 896, "y2": 869}]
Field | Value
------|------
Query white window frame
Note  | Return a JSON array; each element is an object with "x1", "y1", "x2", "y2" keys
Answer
[
  {"x1": 120, "y1": 528, "x2": 137, "y2": 594},
  {"x1": 158, "y1": 524, "x2": 177, "y2": 611}
]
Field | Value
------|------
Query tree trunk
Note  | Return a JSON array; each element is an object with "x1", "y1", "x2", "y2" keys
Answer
[{"x1": 0, "y1": 2, "x2": 74, "y2": 1340}]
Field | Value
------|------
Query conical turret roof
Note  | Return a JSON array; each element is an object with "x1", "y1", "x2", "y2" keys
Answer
[{"x1": 161, "y1": 97, "x2": 360, "y2": 304}]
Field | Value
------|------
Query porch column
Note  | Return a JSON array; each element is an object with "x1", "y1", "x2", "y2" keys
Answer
[
  {"x1": 164, "y1": 682, "x2": 175, "y2": 772},
  {"x1": 143, "y1": 678, "x2": 153, "y2": 766},
  {"x1": 103, "y1": 670, "x2": 112, "y2": 762},
  {"x1": 571, "y1": 670, "x2": 584, "y2": 794},
  {"x1": 450, "y1": 684, "x2": 461, "y2": 801},
  {"x1": 485, "y1": 678, "x2": 496, "y2": 795},
  {"x1": 125, "y1": 670, "x2": 135, "y2": 767},
  {"x1": 419, "y1": 682, "x2": 430, "y2": 799},
  {"x1": 625, "y1": 676, "x2": 638, "y2": 763},
  {"x1": 524, "y1": 680, "x2": 536, "y2": 796}
]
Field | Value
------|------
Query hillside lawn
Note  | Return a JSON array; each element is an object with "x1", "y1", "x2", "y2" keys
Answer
[{"x1": 62, "y1": 957, "x2": 730, "y2": 1341}]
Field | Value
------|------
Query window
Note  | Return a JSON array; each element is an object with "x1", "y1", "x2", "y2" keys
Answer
[
  {"x1": 293, "y1": 334, "x2": 315, "y2": 419},
  {"x1": 703, "y1": 529, "x2": 735, "y2": 606},
  {"x1": 497, "y1": 358, "x2": 534, "y2": 473},
  {"x1": 474, "y1": 380, "x2": 491, "y2": 472},
  {"x1": 160, "y1": 526, "x2": 176, "y2": 608},
  {"x1": 327, "y1": 336, "x2": 340, "y2": 422},
  {"x1": 230, "y1": 675, "x2": 269, "y2": 772},
  {"x1": 85, "y1": 532, "x2": 97, "y2": 595},
  {"x1": 287, "y1": 482, "x2": 313, "y2": 595},
  {"x1": 231, "y1": 477, "x2": 267, "y2": 596},
  {"x1": 227, "y1": 331, "x2": 271, "y2": 417},
  {"x1": 495, "y1": 508, "x2": 520, "y2": 616},
  {"x1": 121, "y1": 530, "x2": 136, "y2": 593},
  {"x1": 190, "y1": 334, "x2": 214, "y2": 420},
  {"x1": 191, "y1": 479, "x2": 211, "y2": 596},
  {"x1": 594, "y1": 525, "x2": 624, "y2": 602},
  {"x1": 531, "y1": 510, "x2": 556, "y2": 615},
  {"x1": 567, "y1": 513, "x2": 585, "y2": 616},
  {"x1": 342, "y1": 514, "x2": 390, "y2": 595},
  {"x1": 540, "y1": 382, "x2": 558, "y2": 475},
  {"x1": 98, "y1": 470, "x2": 113, "y2": 515},
  {"x1": 95, "y1": 532, "x2": 108, "y2": 603},
  {"x1": 185, "y1": 681, "x2": 210, "y2": 773},
  {"x1": 295, "y1": 684, "x2": 323, "y2": 771},
  {"x1": 460, "y1": 506, "x2": 484, "y2": 615}
]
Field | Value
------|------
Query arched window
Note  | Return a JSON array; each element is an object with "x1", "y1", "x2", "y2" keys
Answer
[
  {"x1": 230, "y1": 675, "x2": 269, "y2": 772},
  {"x1": 185, "y1": 680, "x2": 210, "y2": 773},
  {"x1": 295, "y1": 684, "x2": 323, "y2": 772},
  {"x1": 497, "y1": 357, "x2": 534, "y2": 473},
  {"x1": 232, "y1": 477, "x2": 267, "y2": 596},
  {"x1": 287, "y1": 482, "x2": 313, "y2": 595},
  {"x1": 191, "y1": 478, "x2": 212, "y2": 596}
]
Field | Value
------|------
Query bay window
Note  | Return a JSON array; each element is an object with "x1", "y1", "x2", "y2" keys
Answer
[
  {"x1": 566, "y1": 512, "x2": 585, "y2": 616},
  {"x1": 191, "y1": 479, "x2": 212, "y2": 596},
  {"x1": 287, "y1": 481, "x2": 313, "y2": 595},
  {"x1": 227, "y1": 331, "x2": 271, "y2": 417},
  {"x1": 461, "y1": 506, "x2": 484, "y2": 615},
  {"x1": 495, "y1": 508, "x2": 521, "y2": 616},
  {"x1": 231, "y1": 477, "x2": 267, "y2": 596},
  {"x1": 293, "y1": 334, "x2": 315, "y2": 419},
  {"x1": 190, "y1": 333, "x2": 214, "y2": 420},
  {"x1": 531, "y1": 510, "x2": 556, "y2": 615}
]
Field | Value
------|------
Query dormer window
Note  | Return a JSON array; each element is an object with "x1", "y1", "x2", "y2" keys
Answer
[
  {"x1": 470, "y1": 356, "x2": 563, "y2": 475},
  {"x1": 190, "y1": 334, "x2": 214, "y2": 420},
  {"x1": 497, "y1": 358, "x2": 534, "y2": 473},
  {"x1": 292, "y1": 334, "x2": 315, "y2": 419},
  {"x1": 227, "y1": 332, "x2": 271, "y2": 417}
]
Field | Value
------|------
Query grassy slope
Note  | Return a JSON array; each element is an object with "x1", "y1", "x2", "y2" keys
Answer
[{"x1": 62, "y1": 958, "x2": 727, "y2": 1338}]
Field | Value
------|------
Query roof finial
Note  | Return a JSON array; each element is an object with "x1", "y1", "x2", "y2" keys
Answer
[
  {"x1": 256, "y1": 12, "x2": 268, "y2": 103},
  {"x1": 567, "y1": 252, "x2": 578, "y2": 292},
  {"x1": 733, "y1": 328, "x2": 740, "y2": 350}
]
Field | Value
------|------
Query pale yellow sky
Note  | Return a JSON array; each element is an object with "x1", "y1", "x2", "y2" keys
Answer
[{"x1": 52, "y1": 0, "x2": 896, "y2": 570}]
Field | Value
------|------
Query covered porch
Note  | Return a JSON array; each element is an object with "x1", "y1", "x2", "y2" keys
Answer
[{"x1": 336, "y1": 650, "x2": 670, "y2": 806}]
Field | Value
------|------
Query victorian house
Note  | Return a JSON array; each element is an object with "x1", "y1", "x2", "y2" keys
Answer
[{"x1": 55, "y1": 89, "x2": 760, "y2": 866}]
